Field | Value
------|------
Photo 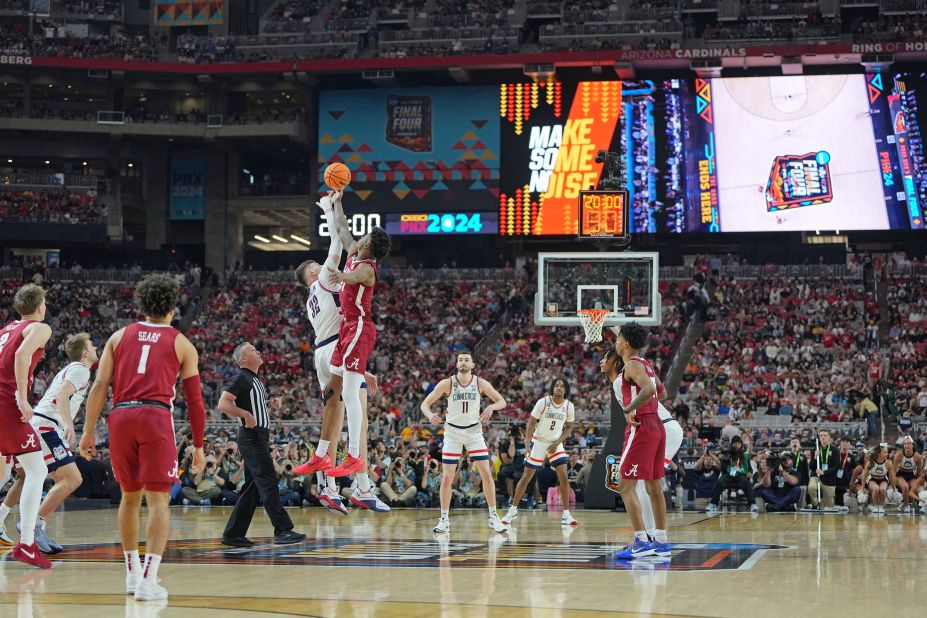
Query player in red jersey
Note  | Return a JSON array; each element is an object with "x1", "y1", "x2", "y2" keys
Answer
[
  {"x1": 79, "y1": 275, "x2": 206, "y2": 601},
  {"x1": 612, "y1": 322, "x2": 669, "y2": 560},
  {"x1": 324, "y1": 192, "x2": 391, "y2": 478},
  {"x1": 0, "y1": 284, "x2": 53, "y2": 568}
]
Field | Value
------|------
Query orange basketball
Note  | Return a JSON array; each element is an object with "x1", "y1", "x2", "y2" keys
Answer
[{"x1": 324, "y1": 162, "x2": 351, "y2": 190}]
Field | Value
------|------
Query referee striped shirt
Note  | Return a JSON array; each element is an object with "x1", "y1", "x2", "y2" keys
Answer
[{"x1": 222, "y1": 368, "x2": 271, "y2": 429}]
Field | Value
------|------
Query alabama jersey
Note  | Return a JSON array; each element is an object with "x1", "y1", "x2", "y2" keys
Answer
[
  {"x1": 0, "y1": 320, "x2": 45, "y2": 408},
  {"x1": 338, "y1": 252, "x2": 378, "y2": 320},
  {"x1": 445, "y1": 374, "x2": 481, "y2": 426},
  {"x1": 32, "y1": 361, "x2": 91, "y2": 429},
  {"x1": 307, "y1": 279, "x2": 342, "y2": 345},
  {"x1": 618, "y1": 356, "x2": 659, "y2": 416},
  {"x1": 530, "y1": 397, "x2": 575, "y2": 442},
  {"x1": 112, "y1": 322, "x2": 180, "y2": 407}
]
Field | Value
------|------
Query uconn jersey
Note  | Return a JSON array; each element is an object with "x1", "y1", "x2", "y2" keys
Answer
[
  {"x1": 308, "y1": 280, "x2": 343, "y2": 393},
  {"x1": 446, "y1": 375, "x2": 480, "y2": 427}
]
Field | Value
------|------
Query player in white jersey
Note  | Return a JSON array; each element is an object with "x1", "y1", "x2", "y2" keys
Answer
[
  {"x1": 293, "y1": 191, "x2": 389, "y2": 515},
  {"x1": 421, "y1": 350, "x2": 508, "y2": 534},
  {"x1": 502, "y1": 378, "x2": 577, "y2": 527},
  {"x1": 0, "y1": 333, "x2": 97, "y2": 553}
]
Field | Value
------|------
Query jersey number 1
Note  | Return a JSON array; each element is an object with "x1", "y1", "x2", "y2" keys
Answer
[{"x1": 137, "y1": 345, "x2": 151, "y2": 374}]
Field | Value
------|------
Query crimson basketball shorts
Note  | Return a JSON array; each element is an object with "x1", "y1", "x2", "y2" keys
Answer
[
  {"x1": 108, "y1": 405, "x2": 179, "y2": 493},
  {"x1": 619, "y1": 414, "x2": 666, "y2": 481},
  {"x1": 330, "y1": 317, "x2": 377, "y2": 376},
  {"x1": 0, "y1": 404, "x2": 42, "y2": 456}
]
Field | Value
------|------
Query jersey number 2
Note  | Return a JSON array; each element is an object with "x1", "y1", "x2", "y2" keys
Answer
[
  {"x1": 550, "y1": 420, "x2": 556, "y2": 431},
  {"x1": 137, "y1": 345, "x2": 151, "y2": 374}
]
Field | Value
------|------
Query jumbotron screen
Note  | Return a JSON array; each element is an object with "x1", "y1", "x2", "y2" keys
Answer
[{"x1": 317, "y1": 75, "x2": 927, "y2": 235}]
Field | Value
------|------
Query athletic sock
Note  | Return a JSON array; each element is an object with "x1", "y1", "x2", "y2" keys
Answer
[
  {"x1": 654, "y1": 529, "x2": 668, "y2": 543},
  {"x1": 316, "y1": 440, "x2": 330, "y2": 458},
  {"x1": 143, "y1": 553, "x2": 162, "y2": 582},
  {"x1": 326, "y1": 474, "x2": 337, "y2": 491},
  {"x1": 440, "y1": 510, "x2": 449, "y2": 520},
  {"x1": 634, "y1": 530, "x2": 649, "y2": 542},
  {"x1": 125, "y1": 550, "x2": 142, "y2": 576},
  {"x1": 0, "y1": 503, "x2": 11, "y2": 524},
  {"x1": 357, "y1": 472, "x2": 371, "y2": 492},
  {"x1": 645, "y1": 528, "x2": 656, "y2": 540},
  {"x1": 563, "y1": 510, "x2": 571, "y2": 518}
]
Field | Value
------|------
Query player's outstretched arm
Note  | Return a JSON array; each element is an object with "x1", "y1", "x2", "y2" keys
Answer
[
  {"x1": 421, "y1": 379, "x2": 451, "y2": 425},
  {"x1": 81, "y1": 329, "x2": 121, "y2": 459},
  {"x1": 330, "y1": 190, "x2": 358, "y2": 255},
  {"x1": 478, "y1": 378, "x2": 507, "y2": 423},
  {"x1": 316, "y1": 192, "x2": 344, "y2": 263},
  {"x1": 177, "y1": 333, "x2": 206, "y2": 474}
]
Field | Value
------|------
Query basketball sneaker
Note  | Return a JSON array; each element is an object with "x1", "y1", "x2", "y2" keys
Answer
[
  {"x1": 433, "y1": 517, "x2": 450, "y2": 534},
  {"x1": 326, "y1": 455, "x2": 365, "y2": 478},
  {"x1": 350, "y1": 487, "x2": 390, "y2": 512},
  {"x1": 134, "y1": 578, "x2": 168, "y2": 601},
  {"x1": 293, "y1": 453, "x2": 333, "y2": 475},
  {"x1": 501, "y1": 506, "x2": 518, "y2": 525},
  {"x1": 560, "y1": 512, "x2": 578, "y2": 527},
  {"x1": 651, "y1": 542, "x2": 672, "y2": 558},
  {"x1": 320, "y1": 489, "x2": 349, "y2": 516},
  {"x1": 614, "y1": 538, "x2": 656, "y2": 560},
  {"x1": 0, "y1": 524, "x2": 13, "y2": 546},
  {"x1": 11, "y1": 542, "x2": 53, "y2": 569},
  {"x1": 18, "y1": 522, "x2": 55, "y2": 554},
  {"x1": 488, "y1": 514, "x2": 507, "y2": 533}
]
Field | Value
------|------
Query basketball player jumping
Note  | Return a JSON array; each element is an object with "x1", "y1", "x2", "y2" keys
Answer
[
  {"x1": 0, "y1": 332, "x2": 97, "y2": 554},
  {"x1": 502, "y1": 378, "x2": 577, "y2": 527},
  {"x1": 316, "y1": 189, "x2": 391, "y2": 484},
  {"x1": 293, "y1": 190, "x2": 389, "y2": 514},
  {"x1": 421, "y1": 350, "x2": 508, "y2": 534},
  {"x1": 610, "y1": 323, "x2": 670, "y2": 560},
  {"x1": 601, "y1": 347, "x2": 682, "y2": 548},
  {"x1": 79, "y1": 275, "x2": 206, "y2": 601},
  {"x1": 0, "y1": 284, "x2": 53, "y2": 568}
]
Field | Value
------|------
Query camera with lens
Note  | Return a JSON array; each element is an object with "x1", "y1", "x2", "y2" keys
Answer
[
  {"x1": 285, "y1": 463, "x2": 293, "y2": 472},
  {"x1": 766, "y1": 454, "x2": 782, "y2": 472}
]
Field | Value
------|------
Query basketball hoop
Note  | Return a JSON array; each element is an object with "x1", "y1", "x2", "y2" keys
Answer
[{"x1": 578, "y1": 309, "x2": 610, "y2": 343}]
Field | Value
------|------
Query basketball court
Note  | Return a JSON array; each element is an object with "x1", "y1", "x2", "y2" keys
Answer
[{"x1": 1, "y1": 506, "x2": 921, "y2": 616}]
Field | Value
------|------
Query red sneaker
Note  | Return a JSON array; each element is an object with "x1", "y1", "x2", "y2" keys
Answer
[
  {"x1": 11, "y1": 543, "x2": 53, "y2": 569},
  {"x1": 293, "y1": 453, "x2": 333, "y2": 475},
  {"x1": 326, "y1": 455, "x2": 366, "y2": 478}
]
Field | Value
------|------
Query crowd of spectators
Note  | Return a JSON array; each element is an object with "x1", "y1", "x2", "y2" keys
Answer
[{"x1": 0, "y1": 189, "x2": 107, "y2": 224}]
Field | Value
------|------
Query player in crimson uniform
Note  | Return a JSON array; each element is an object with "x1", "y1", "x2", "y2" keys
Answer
[
  {"x1": 79, "y1": 275, "x2": 206, "y2": 601},
  {"x1": 612, "y1": 322, "x2": 669, "y2": 560},
  {"x1": 323, "y1": 192, "x2": 391, "y2": 478},
  {"x1": 0, "y1": 284, "x2": 53, "y2": 568}
]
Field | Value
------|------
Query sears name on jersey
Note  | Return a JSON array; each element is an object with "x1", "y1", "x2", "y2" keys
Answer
[{"x1": 138, "y1": 331, "x2": 162, "y2": 343}]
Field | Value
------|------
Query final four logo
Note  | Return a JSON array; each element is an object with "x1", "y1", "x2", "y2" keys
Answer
[
  {"x1": 765, "y1": 151, "x2": 833, "y2": 211},
  {"x1": 605, "y1": 454, "x2": 622, "y2": 494}
]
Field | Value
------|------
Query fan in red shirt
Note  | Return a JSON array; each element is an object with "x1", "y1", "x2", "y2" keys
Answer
[
  {"x1": 0, "y1": 284, "x2": 52, "y2": 568},
  {"x1": 79, "y1": 274, "x2": 206, "y2": 602}
]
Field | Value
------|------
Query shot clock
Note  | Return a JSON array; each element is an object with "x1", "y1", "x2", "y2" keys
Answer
[{"x1": 578, "y1": 189, "x2": 630, "y2": 241}]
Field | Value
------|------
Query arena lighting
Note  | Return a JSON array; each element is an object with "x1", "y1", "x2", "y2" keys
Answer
[
  {"x1": 127, "y1": 163, "x2": 134, "y2": 168},
  {"x1": 271, "y1": 235, "x2": 288, "y2": 243},
  {"x1": 253, "y1": 235, "x2": 270, "y2": 243},
  {"x1": 290, "y1": 234, "x2": 311, "y2": 246}
]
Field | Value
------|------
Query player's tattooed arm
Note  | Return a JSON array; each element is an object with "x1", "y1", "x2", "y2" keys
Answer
[{"x1": 421, "y1": 378, "x2": 451, "y2": 425}]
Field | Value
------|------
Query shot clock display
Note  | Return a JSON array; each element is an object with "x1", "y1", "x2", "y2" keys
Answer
[
  {"x1": 578, "y1": 190, "x2": 629, "y2": 240},
  {"x1": 384, "y1": 212, "x2": 499, "y2": 235}
]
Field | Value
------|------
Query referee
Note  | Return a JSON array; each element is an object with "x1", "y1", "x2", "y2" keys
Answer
[{"x1": 217, "y1": 342, "x2": 305, "y2": 546}]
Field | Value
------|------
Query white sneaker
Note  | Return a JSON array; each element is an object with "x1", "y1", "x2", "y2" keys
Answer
[
  {"x1": 134, "y1": 578, "x2": 168, "y2": 601},
  {"x1": 706, "y1": 503, "x2": 719, "y2": 512},
  {"x1": 488, "y1": 515, "x2": 507, "y2": 533},
  {"x1": 501, "y1": 506, "x2": 518, "y2": 525},
  {"x1": 560, "y1": 512, "x2": 578, "y2": 526},
  {"x1": 433, "y1": 517, "x2": 450, "y2": 534},
  {"x1": 126, "y1": 572, "x2": 140, "y2": 595},
  {"x1": 0, "y1": 524, "x2": 13, "y2": 546}
]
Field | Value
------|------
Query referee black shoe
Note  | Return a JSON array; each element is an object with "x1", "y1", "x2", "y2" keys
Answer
[
  {"x1": 221, "y1": 535, "x2": 255, "y2": 548},
  {"x1": 273, "y1": 530, "x2": 307, "y2": 545}
]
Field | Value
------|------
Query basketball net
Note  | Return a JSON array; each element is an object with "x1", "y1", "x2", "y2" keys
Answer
[{"x1": 578, "y1": 309, "x2": 610, "y2": 343}]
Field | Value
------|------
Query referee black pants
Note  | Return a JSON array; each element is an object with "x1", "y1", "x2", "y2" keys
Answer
[{"x1": 223, "y1": 427, "x2": 294, "y2": 538}]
